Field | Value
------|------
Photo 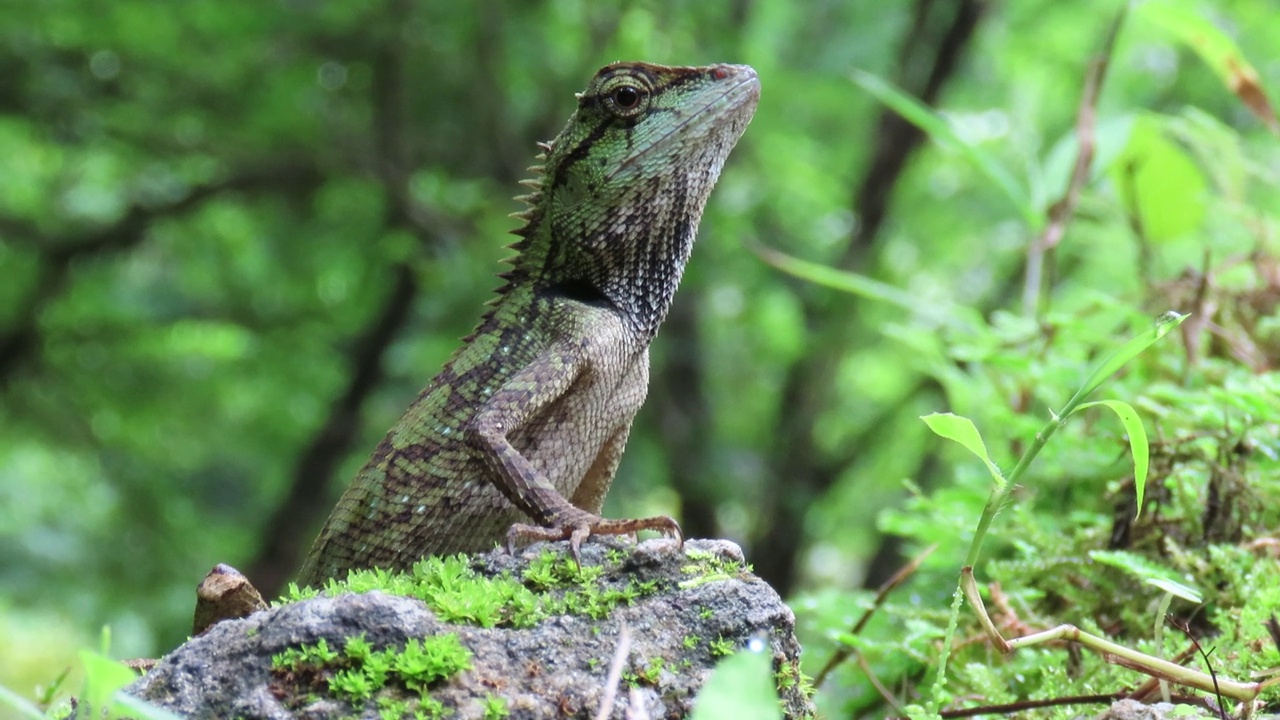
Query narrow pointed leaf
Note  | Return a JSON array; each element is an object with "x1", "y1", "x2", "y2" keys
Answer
[
  {"x1": 1073, "y1": 312, "x2": 1187, "y2": 402},
  {"x1": 1073, "y1": 400, "x2": 1150, "y2": 515},
  {"x1": 921, "y1": 413, "x2": 1005, "y2": 490},
  {"x1": 851, "y1": 69, "x2": 1038, "y2": 227},
  {"x1": 752, "y1": 244, "x2": 964, "y2": 328},
  {"x1": 1137, "y1": 0, "x2": 1279, "y2": 132},
  {"x1": 0, "y1": 685, "x2": 44, "y2": 720}
]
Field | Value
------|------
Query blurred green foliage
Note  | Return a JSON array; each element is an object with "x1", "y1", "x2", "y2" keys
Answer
[{"x1": 2, "y1": 0, "x2": 1279, "y2": 716}]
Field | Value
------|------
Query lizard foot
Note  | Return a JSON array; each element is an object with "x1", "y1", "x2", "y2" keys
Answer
[{"x1": 506, "y1": 513, "x2": 683, "y2": 564}]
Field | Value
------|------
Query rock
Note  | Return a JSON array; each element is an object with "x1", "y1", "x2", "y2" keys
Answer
[
  {"x1": 127, "y1": 538, "x2": 815, "y2": 719},
  {"x1": 1095, "y1": 699, "x2": 1218, "y2": 719}
]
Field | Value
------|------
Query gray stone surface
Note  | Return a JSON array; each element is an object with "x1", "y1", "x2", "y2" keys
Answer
[
  {"x1": 1094, "y1": 699, "x2": 1214, "y2": 719},
  {"x1": 127, "y1": 538, "x2": 814, "y2": 719}
]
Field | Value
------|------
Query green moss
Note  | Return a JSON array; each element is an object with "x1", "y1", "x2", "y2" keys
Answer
[
  {"x1": 271, "y1": 632, "x2": 471, "y2": 716},
  {"x1": 264, "y1": 547, "x2": 709, "y2": 715},
  {"x1": 774, "y1": 658, "x2": 813, "y2": 700},
  {"x1": 636, "y1": 656, "x2": 667, "y2": 684},
  {"x1": 481, "y1": 693, "x2": 509, "y2": 719},
  {"x1": 679, "y1": 548, "x2": 752, "y2": 589},
  {"x1": 276, "y1": 547, "x2": 670, "y2": 630},
  {"x1": 709, "y1": 636, "x2": 735, "y2": 658}
]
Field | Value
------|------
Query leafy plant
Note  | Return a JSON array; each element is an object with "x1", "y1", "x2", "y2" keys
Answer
[{"x1": 0, "y1": 630, "x2": 181, "y2": 720}]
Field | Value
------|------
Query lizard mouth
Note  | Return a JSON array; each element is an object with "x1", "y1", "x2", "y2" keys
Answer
[{"x1": 605, "y1": 65, "x2": 760, "y2": 183}]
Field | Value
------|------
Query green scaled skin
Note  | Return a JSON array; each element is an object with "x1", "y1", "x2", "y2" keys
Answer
[{"x1": 295, "y1": 62, "x2": 759, "y2": 587}]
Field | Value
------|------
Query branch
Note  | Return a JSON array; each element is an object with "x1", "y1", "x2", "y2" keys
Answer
[
  {"x1": 962, "y1": 568, "x2": 1267, "y2": 703},
  {"x1": 812, "y1": 543, "x2": 937, "y2": 690},
  {"x1": 753, "y1": 0, "x2": 984, "y2": 596},
  {"x1": 1022, "y1": 8, "x2": 1124, "y2": 317},
  {"x1": 0, "y1": 163, "x2": 322, "y2": 384},
  {"x1": 245, "y1": 260, "x2": 418, "y2": 594}
]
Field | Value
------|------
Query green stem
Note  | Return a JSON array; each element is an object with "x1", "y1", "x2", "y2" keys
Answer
[
  {"x1": 932, "y1": 311, "x2": 1187, "y2": 707},
  {"x1": 960, "y1": 311, "x2": 1186, "y2": 570}
]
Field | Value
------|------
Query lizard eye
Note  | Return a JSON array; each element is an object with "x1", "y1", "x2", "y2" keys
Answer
[
  {"x1": 612, "y1": 85, "x2": 641, "y2": 108},
  {"x1": 608, "y1": 84, "x2": 646, "y2": 114}
]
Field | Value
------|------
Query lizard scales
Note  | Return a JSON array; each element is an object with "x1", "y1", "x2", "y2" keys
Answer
[{"x1": 296, "y1": 62, "x2": 759, "y2": 587}]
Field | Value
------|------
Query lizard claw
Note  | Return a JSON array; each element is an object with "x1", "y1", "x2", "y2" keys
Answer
[{"x1": 506, "y1": 513, "x2": 683, "y2": 564}]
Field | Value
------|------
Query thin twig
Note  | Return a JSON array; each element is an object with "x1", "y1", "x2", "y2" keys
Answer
[
  {"x1": 595, "y1": 623, "x2": 632, "y2": 720},
  {"x1": 624, "y1": 687, "x2": 649, "y2": 720},
  {"x1": 1170, "y1": 619, "x2": 1229, "y2": 720},
  {"x1": 937, "y1": 693, "x2": 1120, "y2": 718},
  {"x1": 813, "y1": 544, "x2": 937, "y2": 688},
  {"x1": 927, "y1": 691, "x2": 1219, "y2": 719},
  {"x1": 1022, "y1": 7, "x2": 1125, "y2": 318},
  {"x1": 856, "y1": 651, "x2": 905, "y2": 716},
  {"x1": 1126, "y1": 645, "x2": 1199, "y2": 702}
]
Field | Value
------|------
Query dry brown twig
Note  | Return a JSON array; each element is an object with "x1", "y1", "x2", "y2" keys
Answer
[
  {"x1": 1022, "y1": 8, "x2": 1124, "y2": 318},
  {"x1": 595, "y1": 623, "x2": 632, "y2": 720},
  {"x1": 961, "y1": 567, "x2": 1279, "y2": 709},
  {"x1": 812, "y1": 543, "x2": 938, "y2": 706}
]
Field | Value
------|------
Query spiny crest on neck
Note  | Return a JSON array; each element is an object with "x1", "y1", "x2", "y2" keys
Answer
[
  {"x1": 481, "y1": 140, "x2": 555, "y2": 307},
  {"x1": 506, "y1": 139, "x2": 554, "y2": 245}
]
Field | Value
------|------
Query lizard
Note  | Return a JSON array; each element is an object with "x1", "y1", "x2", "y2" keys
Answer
[
  {"x1": 184, "y1": 63, "x2": 758, "y2": 628},
  {"x1": 292, "y1": 61, "x2": 759, "y2": 588}
]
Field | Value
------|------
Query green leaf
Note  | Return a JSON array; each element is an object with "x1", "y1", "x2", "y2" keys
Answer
[
  {"x1": 1070, "y1": 312, "x2": 1188, "y2": 404},
  {"x1": 690, "y1": 643, "x2": 783, "y2": 720},
  {"x1": 79, "y1": 649, "x2": 139, "y2": 714},
  {"x1": 1145, "y1": 577, "x2": 1204, "y2": 604},
  {"x1": 920, "y1": 413, "x2": 1005, "y2": 490},
  {"x1": 1089, "y1": 550, "x2": 1202, "y2": 603},
  {"x1": 752, "y1": 245, "x2": 965, "y2": 329},
  {"x1": 1110, "y1": 116, "x2": 1209, "y2": 241},
  {"x1": 1073, "y1": 400, "x2": 1149, "y2": 516},
  {"x1": 850, "y1": 69, "x2": 1038, "y2": 228}
]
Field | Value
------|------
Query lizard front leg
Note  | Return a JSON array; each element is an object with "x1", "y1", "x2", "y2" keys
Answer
[{"x1": 468, "y1": 343, "x2": 681, "y2": 561}]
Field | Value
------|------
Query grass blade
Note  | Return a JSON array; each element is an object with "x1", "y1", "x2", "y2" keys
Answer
[{"x1": 851, "y1": 69, "x2": 1039, "y2": 227}]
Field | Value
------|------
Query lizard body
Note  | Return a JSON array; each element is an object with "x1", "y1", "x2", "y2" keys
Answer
[{"x1": 295, "y1": 62, "x2": 758, "y2": 587}]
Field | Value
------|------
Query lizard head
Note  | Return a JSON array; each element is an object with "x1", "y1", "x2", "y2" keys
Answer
[
  {"x1": 553, "y1": 62, "x2": 760, "y2": 190},
  {"x1": 511, "y1": 62, "x2": 759, "y2": 335}
]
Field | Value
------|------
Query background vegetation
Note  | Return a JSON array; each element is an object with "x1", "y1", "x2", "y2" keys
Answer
[{"x1": 2, "y1": 0, "x2": 1278, "y2": 716}]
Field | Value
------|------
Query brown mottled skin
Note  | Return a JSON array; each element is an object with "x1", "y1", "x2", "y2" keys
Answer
[{"x1": 289, "y1": 62, "x2": 758, "y2": 587}]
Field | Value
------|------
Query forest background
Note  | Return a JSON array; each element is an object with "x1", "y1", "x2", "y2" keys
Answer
[{"x1": 2, "y1": 0, "x2": 1279, "y2": 716}]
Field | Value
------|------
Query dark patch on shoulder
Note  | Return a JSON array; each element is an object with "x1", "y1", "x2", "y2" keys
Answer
[{"x1": 542, "y1": 278, "x2": 612, "y2": 308}]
